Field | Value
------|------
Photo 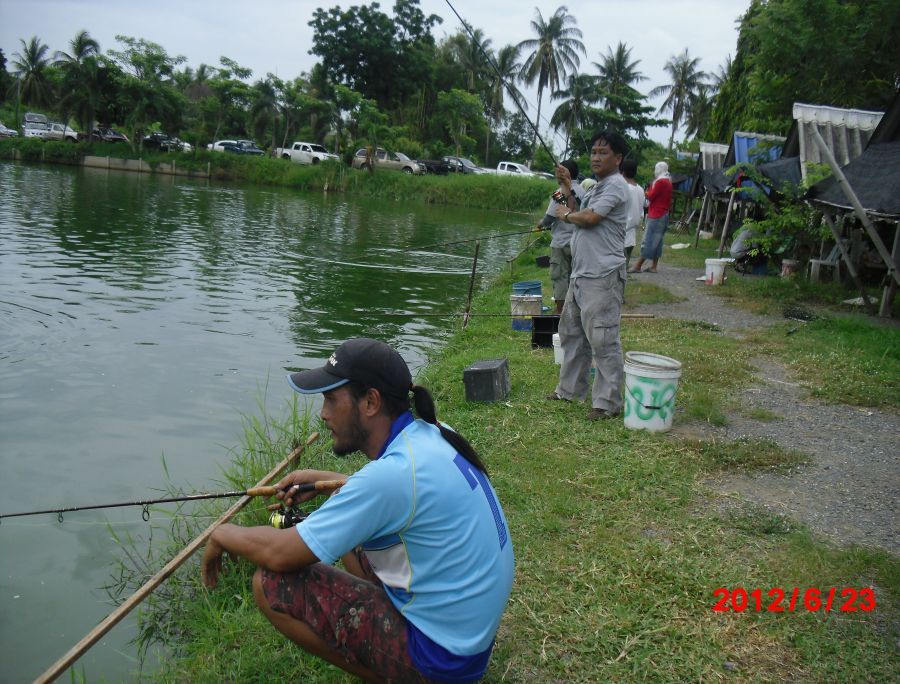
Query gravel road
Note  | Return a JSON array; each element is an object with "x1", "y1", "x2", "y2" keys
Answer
[{"x1": 628, "y1": 262, "x2": 900, "y2": 556}]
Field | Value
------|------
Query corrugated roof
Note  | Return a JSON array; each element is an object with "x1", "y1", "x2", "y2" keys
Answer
[
  {"x1": 698, "y1": 142, "x2": 728, "y2": 171},
  {"x1": 725, "y1": 131, "x2": 786, "y2": 167},
  {"x1": 791, "y1": 102, "x2": 884, "y2": 179}
]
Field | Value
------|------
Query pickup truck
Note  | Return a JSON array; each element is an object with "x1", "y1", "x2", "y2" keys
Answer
[
  {"x1": 20, "y1": 112, "x2": 80, "y2": 142},
  {"x1": 276, "y1": 141, "x2": 339, "y2": 164},
  {"x1": 495, "y1": 161, "x2": 538, "y2": 177}
]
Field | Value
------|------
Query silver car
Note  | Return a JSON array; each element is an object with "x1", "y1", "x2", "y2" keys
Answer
[{"x1": 352, "y1": 147, "x2": 423, "y2": 174}]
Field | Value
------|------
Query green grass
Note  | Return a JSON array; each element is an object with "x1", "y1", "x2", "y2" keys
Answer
[
  {"x1": 745, "y1": 407, "x2": 781, "y2": 422},
  {"x1": 0, "y1": 137, "x2": 554, "y2": 213},
  {"x1": 746, "y1": 315, "x2": 900, "y2": 407},
  {"x1": 111, "y1": 241, "x2": 899, "y2": 683}
]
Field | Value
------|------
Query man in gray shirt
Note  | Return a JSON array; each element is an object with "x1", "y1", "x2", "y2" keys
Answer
[{"x1": 547, "y1": 131, "x2": 630, "y2": 420}]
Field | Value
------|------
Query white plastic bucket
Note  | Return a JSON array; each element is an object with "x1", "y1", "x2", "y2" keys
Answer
[
  {"x1": 552, "y1": 333, "x2": 562, "y2": 364},
  {"x1": 510, "y1": 294, "x2": 542, "y2": 331},
  {"x1": 705, "y1": 258, "x2": 727, "y2": 285},
  {"x1": 623, "y1": 351, "x2": 683, "y2": 432}
]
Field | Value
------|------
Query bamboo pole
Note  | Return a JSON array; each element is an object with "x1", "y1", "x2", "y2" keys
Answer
[
  {"x1": 693, "y1": 191, "x2": 709, "y2": 248},
  {"x1": 463, "y1": 240, "x2": 481, "y2": 328},
  {"x1": 880, "y1": 223, "x2": 899, "y2": 317},
  {"x1": 821, "y1": 212, "x2": 876, "y2": 315},
  {"x1": 810, "y1": 127, "x2": 899, "y2": 286},
  {"x1": 36, "y1": 432, "x2": 321, "y2": 684},
  {"x1": 717, "y1": 191, "x2": 737, "y2": 257}
]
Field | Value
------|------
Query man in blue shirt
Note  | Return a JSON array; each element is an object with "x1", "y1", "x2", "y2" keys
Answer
[{"x1": 202, "y1": 338, "x2": 514, "y2": 682}]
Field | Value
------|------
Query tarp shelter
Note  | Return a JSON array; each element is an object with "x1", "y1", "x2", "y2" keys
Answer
[{"x1": 805, "y1": 136, "x2": 900, "y2": 317}]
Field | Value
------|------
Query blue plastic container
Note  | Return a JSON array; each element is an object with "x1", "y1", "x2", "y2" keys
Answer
[{"x1": 512, "y1": 280, "x2": 542, "y2": 296}]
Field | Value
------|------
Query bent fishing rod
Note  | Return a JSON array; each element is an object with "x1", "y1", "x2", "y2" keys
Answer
[
  {"x1": 443, "y1": 0, "x2": 561, "y2": 168},
  {"x1": 0, "y1": 480, "x2": 346, "y2": 524}
]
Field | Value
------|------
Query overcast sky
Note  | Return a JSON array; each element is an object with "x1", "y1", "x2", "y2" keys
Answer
[{"x1": 1, "y1": 0, "x2": 750, "y2": 147}]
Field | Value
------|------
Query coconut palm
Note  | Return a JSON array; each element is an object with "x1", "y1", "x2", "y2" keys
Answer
[
  {"x1": 54, "y1": 30, "x2": 102, "y2": 133},
  {"x1": 485, "y1": 44, "x2": 526, "y2": 163},
  {"x1": 649, "y1": 48, "x2": 708, "y2": 150},
  {"x1": 683, "y1": 84, "x2": 714, "y2": 139},
  {"x1": 550, "y1": 73, "x2": 601, "y2": 156},
  {"x1": 53, "y1": 29, "x2": 99, "y2": 67},
  {"x1": 449, "y1": 26, "x2": 493, "y2": 93},
  {"x1": 12, "y1": 36, "x2": 53, "y2": 107},
  {"x1": 593, "y1": 42, "x2": 646, "y2": 114},
  {"x1": 518, "y1": 6, "x2": 585, "y2": 160}
]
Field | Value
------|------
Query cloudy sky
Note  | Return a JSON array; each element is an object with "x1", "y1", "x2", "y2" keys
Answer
[{"x1": 1, "y1": 0, "x2": 750, "y2": 146}]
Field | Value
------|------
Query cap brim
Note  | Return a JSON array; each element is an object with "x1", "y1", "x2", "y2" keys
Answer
[{"x1": 287, "y1": 367, "x2": 350, "y2": 394}]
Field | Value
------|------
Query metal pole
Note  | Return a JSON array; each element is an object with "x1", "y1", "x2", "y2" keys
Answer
[
  {"x1": 810, "y1": 127, "x2": 899, "y2": 286},
  {"x1": 880, "y1": 223, "x2": 899, "y2": 317},
  {"x1": 35, "y1": 432, "x2": 320, "y2": 684}
]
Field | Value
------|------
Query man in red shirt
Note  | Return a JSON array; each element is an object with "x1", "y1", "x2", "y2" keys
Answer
[{"x1": 629, "y1": 161, "x2": 673, "y2": 273}]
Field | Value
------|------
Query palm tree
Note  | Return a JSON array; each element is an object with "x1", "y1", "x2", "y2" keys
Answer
[
  {"x1": 711, "y1": 55, "x2": 732, "y2": 95},
  {"x1": 449, "y1": 26, "x2": 493, "y2": 93},
  {"x1": 649, "y1": 48, "x2": 708, "y2": 150},
  {"x1": 683, "y1": 84, "x2": 714, "y2": 139},
  {"x1": 550, "y1": 73, "x2": 601, "y2": 156},
  {"x1": 12, "y1": 36, "x2": 52, "y2": 107},
  {"x1": 593, "y1": 42, "x2": 646, "y2": 114},
  {"x1": 54, "y1": 30, "x2": 101, "y2": 133},
  {"x1": 518, "y1": 6, "x2": 585, "y2": 160},
  {"x1": 53, "y1": 29, "x2": 99, "y2": 67},
  {"x1": 485, "y1": 44, "x2": 526, "y2": 163}
]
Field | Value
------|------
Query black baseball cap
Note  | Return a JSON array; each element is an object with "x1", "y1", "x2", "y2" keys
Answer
[{"x1": 287, "y1": 338, "x2": 412, "y2": 399}]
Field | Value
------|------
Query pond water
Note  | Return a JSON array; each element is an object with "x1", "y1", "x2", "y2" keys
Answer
[{"x1": 0, "y1": 162, "x2": 530, "y2": 682}]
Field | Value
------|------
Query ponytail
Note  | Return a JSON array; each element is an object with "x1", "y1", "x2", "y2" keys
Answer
[{"x1": 411, "y1": 384, "x2": 489, "y2": 477}]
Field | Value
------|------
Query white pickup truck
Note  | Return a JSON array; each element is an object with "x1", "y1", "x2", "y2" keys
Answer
[
  {"x1": 275, "y1": 141, "x2": 339, "y2": 164},
  {"x1": 495, "y1": 161, "x2": 538, "y2": 177}
]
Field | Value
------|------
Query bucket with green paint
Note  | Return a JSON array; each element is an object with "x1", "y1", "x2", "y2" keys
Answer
[{"x1": 623, "y1": 351, "x2": 683, "y2": 432}]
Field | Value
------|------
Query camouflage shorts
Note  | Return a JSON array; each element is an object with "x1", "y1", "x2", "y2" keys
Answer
[{"x1": 259, "y1": 550, "x2": 433, "y2": 682}]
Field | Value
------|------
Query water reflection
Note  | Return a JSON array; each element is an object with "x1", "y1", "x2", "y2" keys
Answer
[{"x1": 0, "y1": 161, "x2": 528, "y2": 682}]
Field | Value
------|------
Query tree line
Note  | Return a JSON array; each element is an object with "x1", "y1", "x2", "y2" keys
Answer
[{"x1": 1, "y1": 0, "x2": 896, "y2": 167}]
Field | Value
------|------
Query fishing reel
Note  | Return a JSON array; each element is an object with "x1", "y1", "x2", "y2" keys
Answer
[
  {"x1": 268, "y1": 505, "x2": 308, "y2": 529},
  {"x1": 551, "y1": 189, "x2": 569, "y2": 205}
]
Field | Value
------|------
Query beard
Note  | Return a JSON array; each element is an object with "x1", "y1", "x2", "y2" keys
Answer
[{"x1": 331, "y1": 406, "x2": 369, "y2": 456}]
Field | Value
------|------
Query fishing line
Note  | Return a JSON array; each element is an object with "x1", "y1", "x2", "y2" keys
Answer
[
  {"x1": 0, "y1": 480, "x2": 345, "y2": 524},
  {"x1": 290, "y1": 251, "x2": 471, "y2": 275},
  {"x1": 443, "y1": 0, "x2": 560, "y2": 167}
]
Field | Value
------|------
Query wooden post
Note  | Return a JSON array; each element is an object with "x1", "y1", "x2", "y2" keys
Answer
[
  {"x1": 821, "y1": 212, "x2": 876, "y2": 315},
  {"x1": 463, "y1": 240, "x2": 480, "y2": 328},
  {"x1": 717, "y1": 191, "x2": 736, "y2": 257},
  {"x1": 880, "y1": 224, "x2": 899, "y2": 317},
  {"x1": 35, "y1": 432, "x2": 321, "y2": 684},
  {"x1": 693, "y1": 191, "x2": 709, "y2": 248},
  {"x1": 810, "y1": 126, "x2": 899, "y2": 286}
]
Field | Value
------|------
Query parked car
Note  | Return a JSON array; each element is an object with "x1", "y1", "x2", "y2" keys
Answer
[
  {"x1": 276, "y1": 141, "x2": 339, "y2": 164},
  {"x1": 208, "y1": 139, "x2": 258, "y2": 153},
  {"x1": 221, "y1": 140, "x2": 264, "y2": 155},
  {"x1": 143, "y1": 132, "x2": 191, "y2": 152},
  {"x1": 442, "y1": 156, "x2": 486, "y2": 174},
  {"x1": 21, "y1": 112, "x2": 50, "y2": 139},
  {"x1": 416, "y1": 158, "x2": 451, "y2": 175},
  {"x1": 496, "y1": 161, "x2": 540, "y2": 177},
  {"x1": 91, "y1": 126, "x2": 129, "y2": 143},
  {"x1": 0, "y1": 122, "x2": 17, "y2": 138},
  {"x1": 351, "y1": 147, "x2": 424, "y2": 174}
]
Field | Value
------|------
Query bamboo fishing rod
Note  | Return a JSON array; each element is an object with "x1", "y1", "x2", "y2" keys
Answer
[
  {"x1": 35, "y1": 431, "x2": 322, "y2": 684},
  {"x1": 0, "y1": 479, "x2": 345, "y2": 523}
]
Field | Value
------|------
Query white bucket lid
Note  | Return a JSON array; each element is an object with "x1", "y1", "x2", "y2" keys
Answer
[{"x1": 705, "y1": 258, "x2": 729, "y2": 265}]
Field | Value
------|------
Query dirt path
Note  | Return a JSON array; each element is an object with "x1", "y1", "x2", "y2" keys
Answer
[{"x1": 628, "y1": 263, "x2": 900, "y2": 556}]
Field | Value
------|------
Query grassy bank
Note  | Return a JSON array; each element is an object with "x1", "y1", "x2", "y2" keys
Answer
[
  {"x1": 115, "y1": 243, "x2": 898, "y2": 683},
  {"x1": 0, "y1": 137, "x2": 553, "y2": 213}
]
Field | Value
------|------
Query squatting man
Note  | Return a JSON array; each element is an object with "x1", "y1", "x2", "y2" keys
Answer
[{"x1": 201, "y1": 338, "x2": 515, "y2": 683}]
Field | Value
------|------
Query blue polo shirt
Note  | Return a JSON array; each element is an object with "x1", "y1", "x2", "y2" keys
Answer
[{"x1": 297, "y1": 412, "x2": 514, "y2": 682}]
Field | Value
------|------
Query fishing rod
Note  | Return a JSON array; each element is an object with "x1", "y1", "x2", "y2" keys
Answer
[
  {"x1": 443, "y1": 0, "x2": 560, "y2": 167},
  {"x1": 0, "y1": 480, "x2": 346, "y2": 524}
]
